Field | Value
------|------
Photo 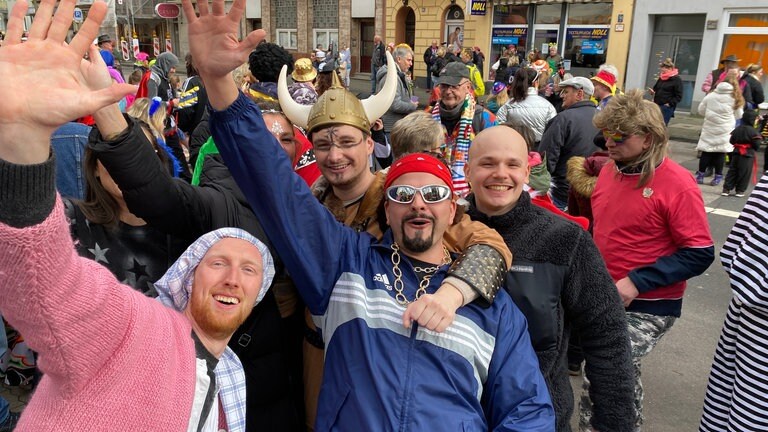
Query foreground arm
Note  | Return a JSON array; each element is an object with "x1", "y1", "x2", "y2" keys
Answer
[{"x1": 0, "y1": 0, "x2": 147, "y2": 394}]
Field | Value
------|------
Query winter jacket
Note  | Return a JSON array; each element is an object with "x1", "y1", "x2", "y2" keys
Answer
[
  {"x1": 177, "y1": 75, "x2": 208, "y2": 134},
  {"x1": 652, "y1": 75, "x2": 683, "y2": 108},
  {"x1": 466, "y1": 61, "x2": 486, "y2": 97},
  {"x1": 565, "y1": 152, "x2": 611, "y2": 231},
  {"x1": 210, "y1": 92, "x2": 556, "y2": 431},
  {"x1": 744, "y1": 73, "x2": 765, "y2": 106},
  {"x1": 496, "y1": 88, "x2": 557, "y2": 141},
  {"x1": 538, "y1": 100, "x2": 600, "y2": 205},
  {"x1": 88, "y1": 117, "x2": 305, "y2": 432},
  {"x1": 376, "y1": 64, "x2": 418, "y2": 132},
  {"x1": 697, "y1": 81, "x2": 743, "y2": 154},
  {"x1": 467, "y1": 192, "x2": 635, "y2": 432},
  {"x1": 729, "y1": 124, "x2": 762, "y2": 158}
]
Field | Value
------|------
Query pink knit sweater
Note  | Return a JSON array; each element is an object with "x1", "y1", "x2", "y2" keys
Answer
[{"x1": 0, "y1": 199, "x2": 197, "y2": 431}]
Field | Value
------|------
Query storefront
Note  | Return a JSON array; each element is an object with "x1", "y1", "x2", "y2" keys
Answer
[
  {"x1": 626, "y1": 0, "x2": 768, "y2": 113},
  {"x1": 489, "y1": 2, "x2": 613, "y2": 78}
]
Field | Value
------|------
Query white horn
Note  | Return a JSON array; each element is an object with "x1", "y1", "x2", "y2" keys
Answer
[
  {"x1": 361, "y1": 51, "x2": 398, "y2": 126},
  {"x1": 277, "y1": 65, "x2": 311, "y2": 130}
]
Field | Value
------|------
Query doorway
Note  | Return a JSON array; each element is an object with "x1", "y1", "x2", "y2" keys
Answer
[
  {"x1": 360, "y1": 21, "x2": 374, "y2": 74},
  {"x1": 444, "y1": 5, "x2": 465, "y2": 49},
  {"x1": 644, "y1": 15, "x2": 706, "y2": 110}
]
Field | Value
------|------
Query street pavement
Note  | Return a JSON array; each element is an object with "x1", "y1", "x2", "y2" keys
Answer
[{"x1": 2, "y1": 79, "x2": 759, "y2": 430}]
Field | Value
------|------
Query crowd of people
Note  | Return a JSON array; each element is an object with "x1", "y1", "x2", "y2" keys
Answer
[{"x1": 0, "y1": 0, "x2": 766, "y2": 432}]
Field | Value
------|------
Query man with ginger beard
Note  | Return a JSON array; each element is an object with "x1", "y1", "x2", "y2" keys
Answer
[
  {"x1": 0, "y1": 7, "x2": 274, "y2": 429},
  {"x1": 463, "y1": 125, "x2": 635, "y2": 432}
]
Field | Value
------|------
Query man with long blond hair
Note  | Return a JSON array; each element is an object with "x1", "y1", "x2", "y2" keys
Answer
[{"x1": 581, "y1": 89, "x2": 715, "y2": 431}]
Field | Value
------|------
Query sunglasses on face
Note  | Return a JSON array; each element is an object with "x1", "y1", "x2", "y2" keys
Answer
[
  {"x1": 602, "y1": 129, "x2": 629, "y2": 144},
  {"x1": 386, "y1": 185, "x2": 452, "y2": 204}
]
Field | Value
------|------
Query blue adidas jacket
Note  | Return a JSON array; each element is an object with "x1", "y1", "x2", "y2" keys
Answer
[{"x1": 210, "y1": 93, "x2": 555, "y2": 431}]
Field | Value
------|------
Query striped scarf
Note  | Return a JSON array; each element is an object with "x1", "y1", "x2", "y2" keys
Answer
[{"x1": 431, "y1": 95, "x2": 475, "y2": 197}]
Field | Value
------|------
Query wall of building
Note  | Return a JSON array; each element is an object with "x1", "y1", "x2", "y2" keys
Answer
[{"x1": 627, "y1": 0, "x2": 768, "y2": 113}]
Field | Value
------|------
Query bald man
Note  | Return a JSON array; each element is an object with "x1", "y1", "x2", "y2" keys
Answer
[{"x1": 464, "y1": 126, "x2": 635, "y2": 432}]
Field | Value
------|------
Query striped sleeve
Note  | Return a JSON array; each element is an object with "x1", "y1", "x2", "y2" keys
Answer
[{"x1": 721, "y1": 173, "x2": 768, "y2": 308}]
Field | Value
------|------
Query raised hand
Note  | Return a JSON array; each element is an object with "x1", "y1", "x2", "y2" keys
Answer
[
  {"x1": 181, "y1": 0, "x2": 265, "y2": 109},
  {"x1": 0, "y1": 0, "x2": 136, "y2": 164}
]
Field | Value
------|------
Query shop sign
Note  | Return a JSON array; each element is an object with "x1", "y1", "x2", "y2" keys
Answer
[
  {"x1": 471, "y1": 0, "x2": 487, "y2": 16},
  {"x1": 492, "y1": 27, "x2": 527, "y2": 45},
  {"x1": 155, "y1": 3, "x2": 180, "y2": 19},
  {"x1": 567, "y1": 28, "x2": 609, "y2": 55}
]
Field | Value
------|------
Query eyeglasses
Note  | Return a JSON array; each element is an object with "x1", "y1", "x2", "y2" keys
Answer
[
  {"x1": 386, "y1": 185, "x2": 452, "y2": 204},
  {"x1": 438, "y1": 80, "x2": 469, "y2": 92},
  {"x1": 602, "y1": 129, "x2": 629, "y2": 144},
  {"x1": 313, "y1": 137, "x2": 365, "y2": 153},
  {"x1": 422, "y1": 146, "x2": 446, "y2": 161}
]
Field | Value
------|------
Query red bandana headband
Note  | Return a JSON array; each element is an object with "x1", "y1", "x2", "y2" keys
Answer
[{"x1": 384, "y1": 154, "x2": 454, "y2": 193}]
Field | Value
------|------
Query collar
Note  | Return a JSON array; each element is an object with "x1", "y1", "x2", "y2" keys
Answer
[{"x1": 465, "y1": 192, "x2": 532, "y2": 231}]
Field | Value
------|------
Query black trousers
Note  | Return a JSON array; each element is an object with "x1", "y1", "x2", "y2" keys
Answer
[
  {"x1": 699, "y1": 151, "x2": 726, "y2": 175},
  {"x1": 723, "y1": 152, "x2": 755, "y2": 193}
]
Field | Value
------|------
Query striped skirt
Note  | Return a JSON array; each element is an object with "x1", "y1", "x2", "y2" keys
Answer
[{"x1": 699, "y1": 296, "x2": 768, "y2": 431}]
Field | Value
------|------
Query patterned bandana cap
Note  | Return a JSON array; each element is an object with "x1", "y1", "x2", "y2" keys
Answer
[
  {"x1": 384, "y1": 153, "x2": 454, "y2": 193},
  {"x1": 155, "y1": 228, "x2": 275, "y2": 311}
]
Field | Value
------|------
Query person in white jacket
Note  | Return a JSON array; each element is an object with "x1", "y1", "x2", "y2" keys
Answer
[
  {"x1": 496, "y1": 68, "x2": 557, "y2": 144},
  {"x1": 696, "y1": 78, "x2": 744, "y2": 186}
]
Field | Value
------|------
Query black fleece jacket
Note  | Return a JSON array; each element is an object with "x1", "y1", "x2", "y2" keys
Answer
[{"x1": 467, "y1": 192, "x2": 635, "y2": 432}]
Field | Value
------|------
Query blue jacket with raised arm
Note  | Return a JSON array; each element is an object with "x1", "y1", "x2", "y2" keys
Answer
[{"x1": 209, "y1": 92, "x2": 555, "y2": 431}]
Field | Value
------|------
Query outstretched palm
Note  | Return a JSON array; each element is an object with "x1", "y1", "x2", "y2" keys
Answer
[
  {"x1": 182, "y1": 0, "x2": 266, "y2": 80},
  {"x1": 0, "y1": 0, "x2": 134, "y2": 140}
]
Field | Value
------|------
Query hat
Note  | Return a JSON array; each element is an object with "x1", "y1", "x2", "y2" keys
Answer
[
  {"x1": 135, "y1": 52, "x2": 149, "y2": 62},
  {"x1": 97, "y1": 34, "x2": 112, "y2": 45},
  {"x1": 591, "y1": 69, "x2": 617, "y2": 92},
  {"x1": 278, "y1": 51, "x2": 398, "y2": 136},
  {"x1": 559, "y1": 76, "x2": 594, "y2": 95},
  {"x1": 292, "y1": 58, "x2": 318, "y2": 82},
  {"x1": 492, "y1": 82, "x2": 507, "y2": 95},
  {"x1": 720, "y1": 54, "x2": 741, "y2": 64},
  {"x1": 532, "y1": 59, "x2": 549, "y2": 72},
  {"x1": 315, "y1": 51, "x2": 326, "y2": 60},
  {"x1": 384, "y1": 154, "x2": 454, "y2": 193},
  {"x1": 436, "y1": 62, "x2": 470, "y2": 86}
]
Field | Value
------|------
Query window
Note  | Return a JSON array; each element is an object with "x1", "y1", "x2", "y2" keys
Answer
[
  {"x1": 535, "y1": 4, "x2": 561, "y2": 25},
  {"x1": 567, "y1": 4, "x2": 611, "y2": 25},
  {"x1": 728, "y1": 14, "x2": 768, "y2": 28},
  {"x1": 493, "y1": 5, "x2": 528, "y2": 25},
  {"x1": 314, "y1": 29, "x2": 339, "y2": 51},
  {"x1": 276, "y1": 29, "x2": 297, "y2": 50}
]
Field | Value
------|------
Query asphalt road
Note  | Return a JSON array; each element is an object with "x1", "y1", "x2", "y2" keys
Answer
[{"x1": 569, "y1": 139, "x2": 762, "y2": 431}]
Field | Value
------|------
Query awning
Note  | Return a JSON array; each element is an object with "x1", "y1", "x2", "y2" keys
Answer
[{"x1": 496, "y1": 0, "x2": 611, "y2": 5}]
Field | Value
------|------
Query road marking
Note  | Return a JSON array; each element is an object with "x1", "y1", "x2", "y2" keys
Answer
[{"x1": 704, "y1": 207, "x2": 741, "y2": 219}]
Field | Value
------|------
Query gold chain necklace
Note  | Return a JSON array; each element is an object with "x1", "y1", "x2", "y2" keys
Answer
[{"x1": 390, "y1": 242, "x2": 451, "y2": 305}]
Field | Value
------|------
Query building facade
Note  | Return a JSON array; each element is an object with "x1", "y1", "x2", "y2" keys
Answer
[{"x1": 627, "y1": 0, "x2": 768, "y2": 113}]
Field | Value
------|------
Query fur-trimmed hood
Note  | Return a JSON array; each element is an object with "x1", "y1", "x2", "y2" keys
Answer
[
  {"x1": 311, "y1": 171, "x2": 388, "y2": 237},
  {"x1": 566, "y1": 152, "x2": 610, "y2": 198}
]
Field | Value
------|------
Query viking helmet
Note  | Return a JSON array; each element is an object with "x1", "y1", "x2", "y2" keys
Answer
[{"x1": 278, "y1": 52, "x2": 398, "y2": 137}]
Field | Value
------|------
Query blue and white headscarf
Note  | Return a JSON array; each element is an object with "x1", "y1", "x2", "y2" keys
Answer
[{"x1": 155, "y1": 227, "x2": 275, "y2": 311}]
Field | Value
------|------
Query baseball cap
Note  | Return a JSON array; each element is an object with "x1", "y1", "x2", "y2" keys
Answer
[
  {"x1": 97, "y1": 34, "x2": 112, "y2": 45},
  {"x1": 436, "y1": 62, "x2": 470, "y2": 87},
  {"x1": 559, "y1": 76, "x2": 594, "y2": 95}
]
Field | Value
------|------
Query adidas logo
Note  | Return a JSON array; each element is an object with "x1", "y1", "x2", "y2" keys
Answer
[{"x1": 373, "y1": 273, "x2": 392, "y2": 291}]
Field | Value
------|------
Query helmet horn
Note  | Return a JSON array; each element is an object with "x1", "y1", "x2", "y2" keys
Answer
[
  {"x1": 277, "y1": 65, "x2": 312, "y2": 130},
  {"x1": 360, "y1": 51, "x2": 398, "y2": 126}
]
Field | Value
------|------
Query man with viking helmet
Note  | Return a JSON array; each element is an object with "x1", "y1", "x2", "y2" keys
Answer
[
  {"x1": 182, "y1": 2, "x2": 555, "y2": 429},
  {"x1": 278, "y1": 46, "x2": 518, "y2": 430}
]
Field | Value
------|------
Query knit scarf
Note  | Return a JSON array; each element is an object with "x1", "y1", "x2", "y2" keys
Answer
[
  {"x1": 431, "y1": 95, "x2": 475, "y2": 196},
  {"x1": 660, "y1": 68, "x2": 679, "y2": 81}
]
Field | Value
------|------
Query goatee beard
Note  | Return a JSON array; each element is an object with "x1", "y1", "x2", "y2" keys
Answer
[{"x1": 400, "y1": 212, "x2": 436, "y2": 253}]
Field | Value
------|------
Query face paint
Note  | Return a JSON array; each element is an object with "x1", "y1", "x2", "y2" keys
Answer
[{"x1": 270, "y1": 120, "x2": 284, "y2": 136}]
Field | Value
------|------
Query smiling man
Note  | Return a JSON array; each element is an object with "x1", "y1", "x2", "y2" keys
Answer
[
  {"x1": 185, "y1": 0, "x2": 554, "y2": 429},
  {"x1": 464, "y1": 126, "x2": 635, "y2": 432},
  {"x1": 0, "y1": 3, "x2": 276, "y2": 431}
]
